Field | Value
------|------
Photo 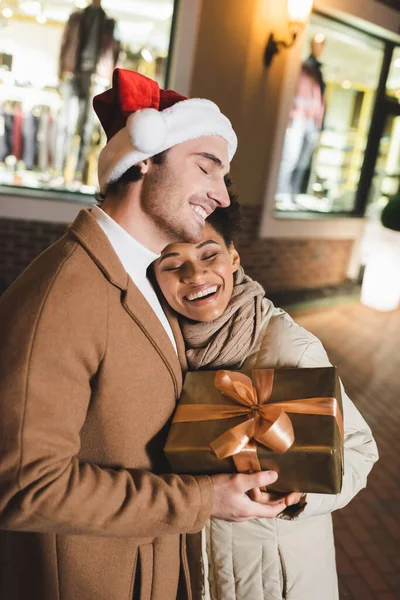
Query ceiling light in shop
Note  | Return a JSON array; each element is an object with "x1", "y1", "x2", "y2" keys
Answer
[
  {"x1": 75, "y1": 0, "x2": 87, "y2": 8},
  {"x1": 314, "y1": 33, "x2": 325, "y2": 44},
  {"x1": 394, "y1": 58, "x2": 400, "y2": 68},
  {"x1": 1, "y1": 7, "x2": 13, "y2": 17},
  {"x1": 341, "y1": 80, "x2": 351, "y2": 89},
  {"x1": 19, "y1": 0, "x2": 41, "y2": 16},
  {"x1": 140, "y1": 48, "x2": 153, "y2": 63},
  {"x1": 36, "y1": 12, "x2": 47, "y2": 23}
]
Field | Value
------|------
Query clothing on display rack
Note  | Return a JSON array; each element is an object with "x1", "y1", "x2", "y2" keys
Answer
[
  {"x1": 21, "y1": 111, "x2": 39, "y2": 171},
  {"x1": 0, "y1": 110, "x2": 13, "y2": 162},
  {"x1": 0, "y1": 101, "x2": 56, "y2": 175}
]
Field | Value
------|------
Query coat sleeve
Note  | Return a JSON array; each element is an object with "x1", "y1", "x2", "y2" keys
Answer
[
  {"x1": 0, "y1": 255, "x2": 213, "y2": 539},
  {"x1": 295, "y1": 340, "x2": 379, "y2": 519}
]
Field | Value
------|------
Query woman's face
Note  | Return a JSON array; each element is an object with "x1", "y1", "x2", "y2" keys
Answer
[{"x1": 154, "y1": 223, "x2": 240, "y2": 322}]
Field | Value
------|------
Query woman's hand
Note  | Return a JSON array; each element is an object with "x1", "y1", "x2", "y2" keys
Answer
[
  {"x1": 284, "y1": 492, "x2": 304, "y2": 506},
  {"x1": 250, "y1": 488, "x2": 304, "y2": 513}
]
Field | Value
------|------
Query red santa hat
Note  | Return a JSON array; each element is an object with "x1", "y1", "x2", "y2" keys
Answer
[{"x1": 93, "y1": 69, "x2": 238, "y2": 194}]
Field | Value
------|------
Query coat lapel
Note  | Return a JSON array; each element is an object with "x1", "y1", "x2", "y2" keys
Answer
[
  {"x1": 162, "y1": 300, "x2": 188, "y2": 374},
  {"x1": 122, "y1": 279, "x2": 182, "y2": 395},
  {"x1": 69, "y1": 209, "x2": 182, "y2": 396}
]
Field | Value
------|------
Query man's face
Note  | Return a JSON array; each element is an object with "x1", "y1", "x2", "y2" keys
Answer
[{"x1": 140, "y1": 136, "x2": 231, "y2": 246}]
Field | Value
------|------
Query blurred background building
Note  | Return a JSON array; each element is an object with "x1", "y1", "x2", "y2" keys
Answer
[{"x1": 1, "y1": 0, "x2": 400, "y2": 309}]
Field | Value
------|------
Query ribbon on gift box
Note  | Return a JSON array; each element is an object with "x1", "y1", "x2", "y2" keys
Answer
[{"x1": 173, "y1": 369, "x2": 344, "y2": 474}]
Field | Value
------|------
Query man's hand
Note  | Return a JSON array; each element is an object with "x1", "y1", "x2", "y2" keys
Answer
[{"x1": 210, "y1": 471, "x2": 287, "y2": 522}]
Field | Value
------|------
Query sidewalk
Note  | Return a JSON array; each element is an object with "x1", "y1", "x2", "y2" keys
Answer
[{"x1": 292, "y1": 302, "x2": 400, "y2": 600}]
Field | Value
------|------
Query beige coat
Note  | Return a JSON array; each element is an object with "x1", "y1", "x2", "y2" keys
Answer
[
  {"x1": 0, "y1": 209, "x2": 213, "y2": 600},
  {"x1": 203, "y1": 300, "x2": 378, "y2": 600}
]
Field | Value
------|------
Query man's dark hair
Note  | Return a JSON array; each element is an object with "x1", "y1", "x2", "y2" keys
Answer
[
  {"x1": 95, "y1": 151, "x2": 168, "y2": 206},
  {"x1": 207, "y1": 184, "x2": 242, "y2": 247}
]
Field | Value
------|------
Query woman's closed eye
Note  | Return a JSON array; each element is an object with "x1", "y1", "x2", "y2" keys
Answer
[
  {"x1": 199, "y1": 165, "x2": 209, "y2": 175},
  {"x1": 202, "y1": 252, "x2": 219, "y2": 261},
  {"x1": 163, "y1": 264, "x2": 182, "y2": 272}
]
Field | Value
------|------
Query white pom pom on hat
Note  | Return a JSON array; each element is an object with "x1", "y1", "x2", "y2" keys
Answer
[{"x1": 127, "y1": 109, "x2": 168, "y2": 155}]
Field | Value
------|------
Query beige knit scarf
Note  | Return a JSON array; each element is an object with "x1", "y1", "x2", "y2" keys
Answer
[{"x1": 180, "y1": 266, "x2": 265, "y2": 370}]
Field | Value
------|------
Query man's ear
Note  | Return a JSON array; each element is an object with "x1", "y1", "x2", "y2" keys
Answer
[
  {"x1": 229, "y1": 244, "x2": 240, "y2": 273},
  {"x1": 137, "y1": 159, "x2": 149, "y2": 174}
]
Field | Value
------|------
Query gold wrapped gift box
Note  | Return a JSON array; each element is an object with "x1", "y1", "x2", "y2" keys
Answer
[{"x1": 164, "y1": 366, "x2": 344, "y2": 494}]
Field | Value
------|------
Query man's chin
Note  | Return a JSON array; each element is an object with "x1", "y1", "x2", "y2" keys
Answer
[{"x1": 177, "y1": 225, "x2": 204, "y2": 244}]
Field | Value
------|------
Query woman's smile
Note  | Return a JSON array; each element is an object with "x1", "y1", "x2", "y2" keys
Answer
[{"x1": 183, "y1": 284, "x2": 221, "y2": 306}]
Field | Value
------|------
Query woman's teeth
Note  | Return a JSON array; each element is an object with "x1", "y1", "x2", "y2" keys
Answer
[
  {"x1": 191, "y1": 205, "x2": 208, "y2": 220},
  {"x1": 186, "y1": 286, "x2": 218, "y2": 301}
]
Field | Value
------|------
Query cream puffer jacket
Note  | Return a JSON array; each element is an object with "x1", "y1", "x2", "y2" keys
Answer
[{"x1": 202, "y1": 299, "x2": 378, "y2": 600}]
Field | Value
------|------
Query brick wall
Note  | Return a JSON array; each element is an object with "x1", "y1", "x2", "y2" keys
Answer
[
  {"x1": 0, "y1": 206, "x2": 354, "y2": 295},
  {"x1": 236, "y1": 206, "x2": 354, "y2": 295},
  {"x1": 0, "y1": 219, "x2": 67, "y2": 292}
]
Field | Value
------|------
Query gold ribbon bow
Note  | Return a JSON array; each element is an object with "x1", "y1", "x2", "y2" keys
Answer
[{"x1": 173, "y1": 369, "x2": 344, "y2": 474}]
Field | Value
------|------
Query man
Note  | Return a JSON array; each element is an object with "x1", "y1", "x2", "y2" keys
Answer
[{"x1": 0, "y1": 70, "x2": 284, "y2": 600}]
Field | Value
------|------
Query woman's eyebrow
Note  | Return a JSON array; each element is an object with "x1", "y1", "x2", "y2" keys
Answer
[
  {"x1": 158, "y1": 241, "x2": 218, "y2": 264},
  {"x1": 196, "y1": 240, "x2": 219, "y2": 249},
  {"x1": 158, "y1": 252, "x2": 181, "y2": 264}
]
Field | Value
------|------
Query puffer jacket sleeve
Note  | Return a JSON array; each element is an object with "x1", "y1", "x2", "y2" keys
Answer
[{"x1": 295, "y1": 339, "x2": 379, "y2": 519}]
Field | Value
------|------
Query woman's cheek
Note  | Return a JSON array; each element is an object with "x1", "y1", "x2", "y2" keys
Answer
[{"x1": 215, "y1": 264, "x2": 228, "y2": 277}]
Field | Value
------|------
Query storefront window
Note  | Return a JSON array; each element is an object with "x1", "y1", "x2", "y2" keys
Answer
[
  {"x1": 386, "y1": 46, "x2": 400, "y2": 102},
  {"x1": 0, "y1": 0, "x2": 176, "y2": 197},
  {"x1": 275, "y1": 14, "x2": 385, "y2": 215},
  {"x1": 366, "y1": 113, "x2": 400, "y2": 220},
  {"x1": 365, "y1": 49, "x2": 400, "y2": 220}
]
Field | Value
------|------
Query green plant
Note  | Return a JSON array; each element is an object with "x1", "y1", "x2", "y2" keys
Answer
[{"x1": 381, "y1": 195, "x2": 400, "y2": 232}]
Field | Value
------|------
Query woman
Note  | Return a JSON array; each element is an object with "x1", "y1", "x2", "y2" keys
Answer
[{"x1": 153, "y1": 200, "x2": 378, "y2": 600}]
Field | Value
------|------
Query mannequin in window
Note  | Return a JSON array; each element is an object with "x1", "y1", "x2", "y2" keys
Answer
[
  {"x1": 276, "y1": 34, "x2": 326, "y2": 203},
  {"x1": 55, "y1": 0, "x2": 121, "y2": 184}
]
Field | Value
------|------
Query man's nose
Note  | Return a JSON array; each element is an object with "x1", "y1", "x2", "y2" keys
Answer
[{"x1": 207, "y1": 178, "x2": 230, "y2": 208}]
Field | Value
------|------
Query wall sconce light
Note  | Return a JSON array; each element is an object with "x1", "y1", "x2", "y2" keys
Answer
[{"x1": 264, "y1": 0, "x2": 314, "y2": 68}]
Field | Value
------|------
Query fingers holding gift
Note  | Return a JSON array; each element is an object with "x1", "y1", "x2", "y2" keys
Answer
[
  {"x1": 249, "y1": 486, "x2": 287, "y2": 505},
  {"x1": 210, "y1": 470, "x2": 287, "y2": 522},
  {"x1": 237, "y1": 469, "x2": 279, "y2": 493},
  {"x1": 244, "y1": 498, "x2": 287, "y2": 520}
]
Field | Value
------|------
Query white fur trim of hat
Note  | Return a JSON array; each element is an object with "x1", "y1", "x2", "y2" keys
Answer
[{"x1": 98, "y1": 98, "x2": 237, "y2": 194}]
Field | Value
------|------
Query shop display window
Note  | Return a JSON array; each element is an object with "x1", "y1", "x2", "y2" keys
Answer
[
  {"x1": 0, "y1": 0, "x2": 176, "y2": 197},
  {"x1": 366, "y1": 47, "x2": 400, "y2": 219},
  {"x1": 386, "y1": 46, "x2": 400, "y2": 103},
  {"x1": 275, "y1": 14, "x2": 385, "y2": 215},
  {"x1": 366, "y1": 113, "x2": 400, "y2": 220}
]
